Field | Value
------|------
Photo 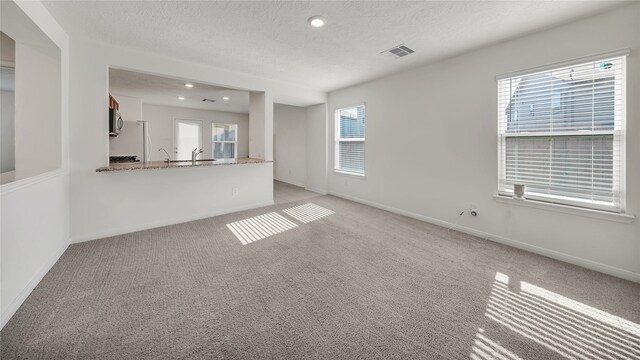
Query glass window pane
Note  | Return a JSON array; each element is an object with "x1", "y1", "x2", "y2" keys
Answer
[
  {"x1": 505, "y1": 135, "x2": 614, "y2": 202},
  {"x1": 338, "y1": 141, "x2": 364, "y2": 174},
  {"x1": 336, "y1": 105, "x2": 365, "y2": 174},
  {"x1": 505, "y1": 68, "x2": 617, "y2": 133},
  {"x1": 213, "y1": 124, "x2": 238, "y2": 142},
  {"x1": 339, "y1": 106, "x2": 365, "y2": 138},
  {"x1": 499, "y1": 56, "x2": 623, "y2": 211},
  {"x1": 212, "y1": 141, "x2": 236, "y2": 160},
  {"x1": 224, "y1": 143, "x2": 235, "y2": 158},
  {"x1": 213, "y1": 126, "x2": 225, "y2": 142},
  {"x1": 226, "y1": 124, "x2": 237, "y2": 141},
  {"x1": 213, "y1": 142, "x2": 225, "y2": 159}
]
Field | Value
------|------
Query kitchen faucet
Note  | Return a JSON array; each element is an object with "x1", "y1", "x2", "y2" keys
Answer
[
  {"x1": 192, "y1": 147, "x2": 203, "y2": 164},
  {"x1": 158, "y1": 148, "x2": 171, "y2": 163}
]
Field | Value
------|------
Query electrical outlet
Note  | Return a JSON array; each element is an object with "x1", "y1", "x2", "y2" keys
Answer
[
  {"x1": 469, "y1": 203, "x2": 478, "y2": 216},
  {"x1": 232, "y1": 187, "x2": 238, "y2": 196}
]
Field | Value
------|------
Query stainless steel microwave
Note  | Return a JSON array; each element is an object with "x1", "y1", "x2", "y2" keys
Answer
[{"x1": 109, "y1": 108, "x2": 123, "y2": 136}]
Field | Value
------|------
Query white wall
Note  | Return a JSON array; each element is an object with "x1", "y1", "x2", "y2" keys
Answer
[
  {"x1": 1, "y1": 173, "x2": 69, "y2": 327},
  {"x1": 141, "y1": 104, "x2": 249, "y2": 161},
  {"x1": 0, "y1": 34, "x2": 15, "y2": 176},
  {"x1": 0, "y1": 0, "x2": 69, "y2": 329},
  {"x1": 1, "y1": 90, "x2": 15, "y2": 173},
  {"x1": 2, "y1": 0, "x2": 61, "y2": 182},
  {"x1": 108, "y1": 99, "x2": 251, "y2": 161},
  {"x1": 328, "y1": 4, "x2": 640, "y2": 281},
  {"x1": 274, "y1": 104, "x2": 306, "y2": 187},
  {"x1": 14, "y1": 42, "x2": 61, "y2": 179},
  {"x1": 112, "y1": 94, "x2": 142, "y2": 123},
  {"x1": 66, "y1": 33, "x2": 327, "y2": 242},
  {"x1": 249, "y1": 91, "x2": 274, "y2": 161},
  {"x1": 72, "y1": 163, "x2": 273, "y2": 243},
  {"x1": 305, "y1": 103, "x2": 329, "y2": 194}
]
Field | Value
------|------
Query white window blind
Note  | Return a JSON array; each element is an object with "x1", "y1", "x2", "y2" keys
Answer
[
  {"x1": 498, "y1": 55, "x2": 626, "y2": 212},
  {"x1": 212, "y1": 123, "x2": 237, "y2": 160},
  {"x1": 335, "y1": 105, "x2": 365, "y2": 175}
]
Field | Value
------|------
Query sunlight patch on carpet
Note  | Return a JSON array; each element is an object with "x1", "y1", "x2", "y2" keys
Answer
[
  {"x1": 227, "y1": 212, "x2": 297, "y2": 245},
  {"x1": 482, "y1": 272, "x2": 640, "y2": 360},
  {"x1": 282, "y1": 203, "x2": 335, "y2": 223},
  {"x1": 470, "y1": 328, "x2": 523, "y2": 360}
]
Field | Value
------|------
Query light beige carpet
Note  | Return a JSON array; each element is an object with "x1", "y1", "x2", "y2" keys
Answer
[{"x1": 2, "y1": 185, "x2": 639, "y2": 359}]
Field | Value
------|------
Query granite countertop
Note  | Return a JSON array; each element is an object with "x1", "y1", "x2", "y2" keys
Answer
[{"x1": 96, "y1": 158, "x2": 271, "y2": 172}]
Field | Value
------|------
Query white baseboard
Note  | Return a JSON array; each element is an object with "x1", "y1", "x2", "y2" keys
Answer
[
  {"x1": 304, "y1": 186, "x2": 328, "y2": 195},
  {"x1": 71, "y1": 200, "x2": 275, "y2": 243},
  {"x1": 329, "y1": 191, "x2": 640, "y2": 283},
  {"x1": 274, "y1": 178, "x2": 306, "y2": 188},
  {"x1": 1, "y1": 240, "x2": 70, "y2": 329}
]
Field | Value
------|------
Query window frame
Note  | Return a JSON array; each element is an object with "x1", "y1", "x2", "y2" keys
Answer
[
  {"x1": 334, "y1": 105, "x2": 366, "y2": 176},
  {"x1": 496, "y1": 53, "x2": 627, "y2": 213},
  {"x1": 211, "y1": 122, "x2": 238, "y2": 160}
]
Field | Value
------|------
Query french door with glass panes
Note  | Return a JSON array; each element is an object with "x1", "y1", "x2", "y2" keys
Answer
[{"x1": 174, "y1": 119, "x2": 203, "y2": 160}]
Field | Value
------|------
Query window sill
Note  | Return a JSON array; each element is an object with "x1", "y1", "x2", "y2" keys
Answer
[
  {"x1": 493, "y1": 195, "x2": 635, "y2": 224},
  {"x1": 333, "y1": 170, "x2": 365, "y2": 178}
]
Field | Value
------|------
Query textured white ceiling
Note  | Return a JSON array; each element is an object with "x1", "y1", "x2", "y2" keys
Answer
[
  {"x1": 109, "y1": 68, "x2": 250, "y2": 113},
  {"x1": 44, "y1": 1, "x2": 626, "y2": 92}
]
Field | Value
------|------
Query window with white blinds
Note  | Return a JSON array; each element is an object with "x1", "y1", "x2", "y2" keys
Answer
[
  {"x1": 497, "y1": 54, "x2": 626, "y2": 212},
  {"x1": 335, "y1": 105, "x2": 365, "y2": 175},
  {"x1": 212, "y1": 123, "x2": 237, "y2": 160}
]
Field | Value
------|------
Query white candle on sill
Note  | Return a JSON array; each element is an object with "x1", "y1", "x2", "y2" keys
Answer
[{"x1": 514, "y1": 183, "x2": 525, "y2": 199}]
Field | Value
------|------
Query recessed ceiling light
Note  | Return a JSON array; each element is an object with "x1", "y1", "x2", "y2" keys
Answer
[
  {"x1": 184, "y1": 83, "x2": 194, "y2": 88},
  {"x1": 177, "y1": 96, "x2": 185, "y2": 100},
  {"x1": 308, "y1": 16, "x2": 326, "y2": 28},
  {"x1": 222, "y1": 96, "x2": 230, "y2": 101}
]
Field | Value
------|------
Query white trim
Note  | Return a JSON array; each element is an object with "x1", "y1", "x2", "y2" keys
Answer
[
  {"x1": 497, "y1": 189, "x2": 621, "y2": 213},
  {"x1": 495, "y1": 48, "x2": 630, "y2": 80},
  {"x1": 502, "y1": 130, "x2": 619, "y2": 137},
  {"x1": 497, "y1": 54, "x2": 627, "y2": 213},
  {"x1": 618, "y1": 55, "x2": 627, "y2": 212},
  {"x1": 493, "y1": 194, "x2": 634, "y2": 223},
  {"x1": 329, "y1": 190, "x2": 640, "y2": 283},
  {"x1": 334, "y1": 105, "x2": 366, "y2": 175},
  {"x1": 333, "y1": 169, "x2": 365, "y2": 177},
  {"x1": 0, "y1": 168, "x2": 66, "y2": 196},
  {"x1": 70, "y1": 200, "x2": 274, "y2": 243},
  {"x1": 1, "y1": 240, "x2": 69, "y2": 329},
  {"x1": 304, "y1": 186, "x2": 328, "y2": 195},
  {"x1": 337, "y1": 137, "x2": 365, "y2": 142},
  {"x1": 274, "y1": 178, "x2": 306, "y2": 188}
]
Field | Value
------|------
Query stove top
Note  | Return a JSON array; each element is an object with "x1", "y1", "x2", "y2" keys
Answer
[{"x1": 109, "y1": 155, "x2": 139, "y2": 163}]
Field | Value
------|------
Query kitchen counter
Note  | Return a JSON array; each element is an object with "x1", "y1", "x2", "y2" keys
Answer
[{"x1": 96, "y1": 158, "x2": 271, "y2": 172}]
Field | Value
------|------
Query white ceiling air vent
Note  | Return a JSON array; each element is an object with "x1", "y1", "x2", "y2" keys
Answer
[
  {"x1": 202, "y1": 98, "x2": 216, "y2": 103},
  {"x1": 381, "y1": 44, "x2": 415, "y2": 58}
]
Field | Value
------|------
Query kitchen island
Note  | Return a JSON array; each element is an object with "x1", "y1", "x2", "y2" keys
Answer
[{"x1": 96, "y1": 158, "x2": 271, "y2": 173}]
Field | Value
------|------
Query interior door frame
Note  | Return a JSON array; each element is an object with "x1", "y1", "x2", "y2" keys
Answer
[{"x1": 173, "y1": 118, "x2": 204, "y2": 159}]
